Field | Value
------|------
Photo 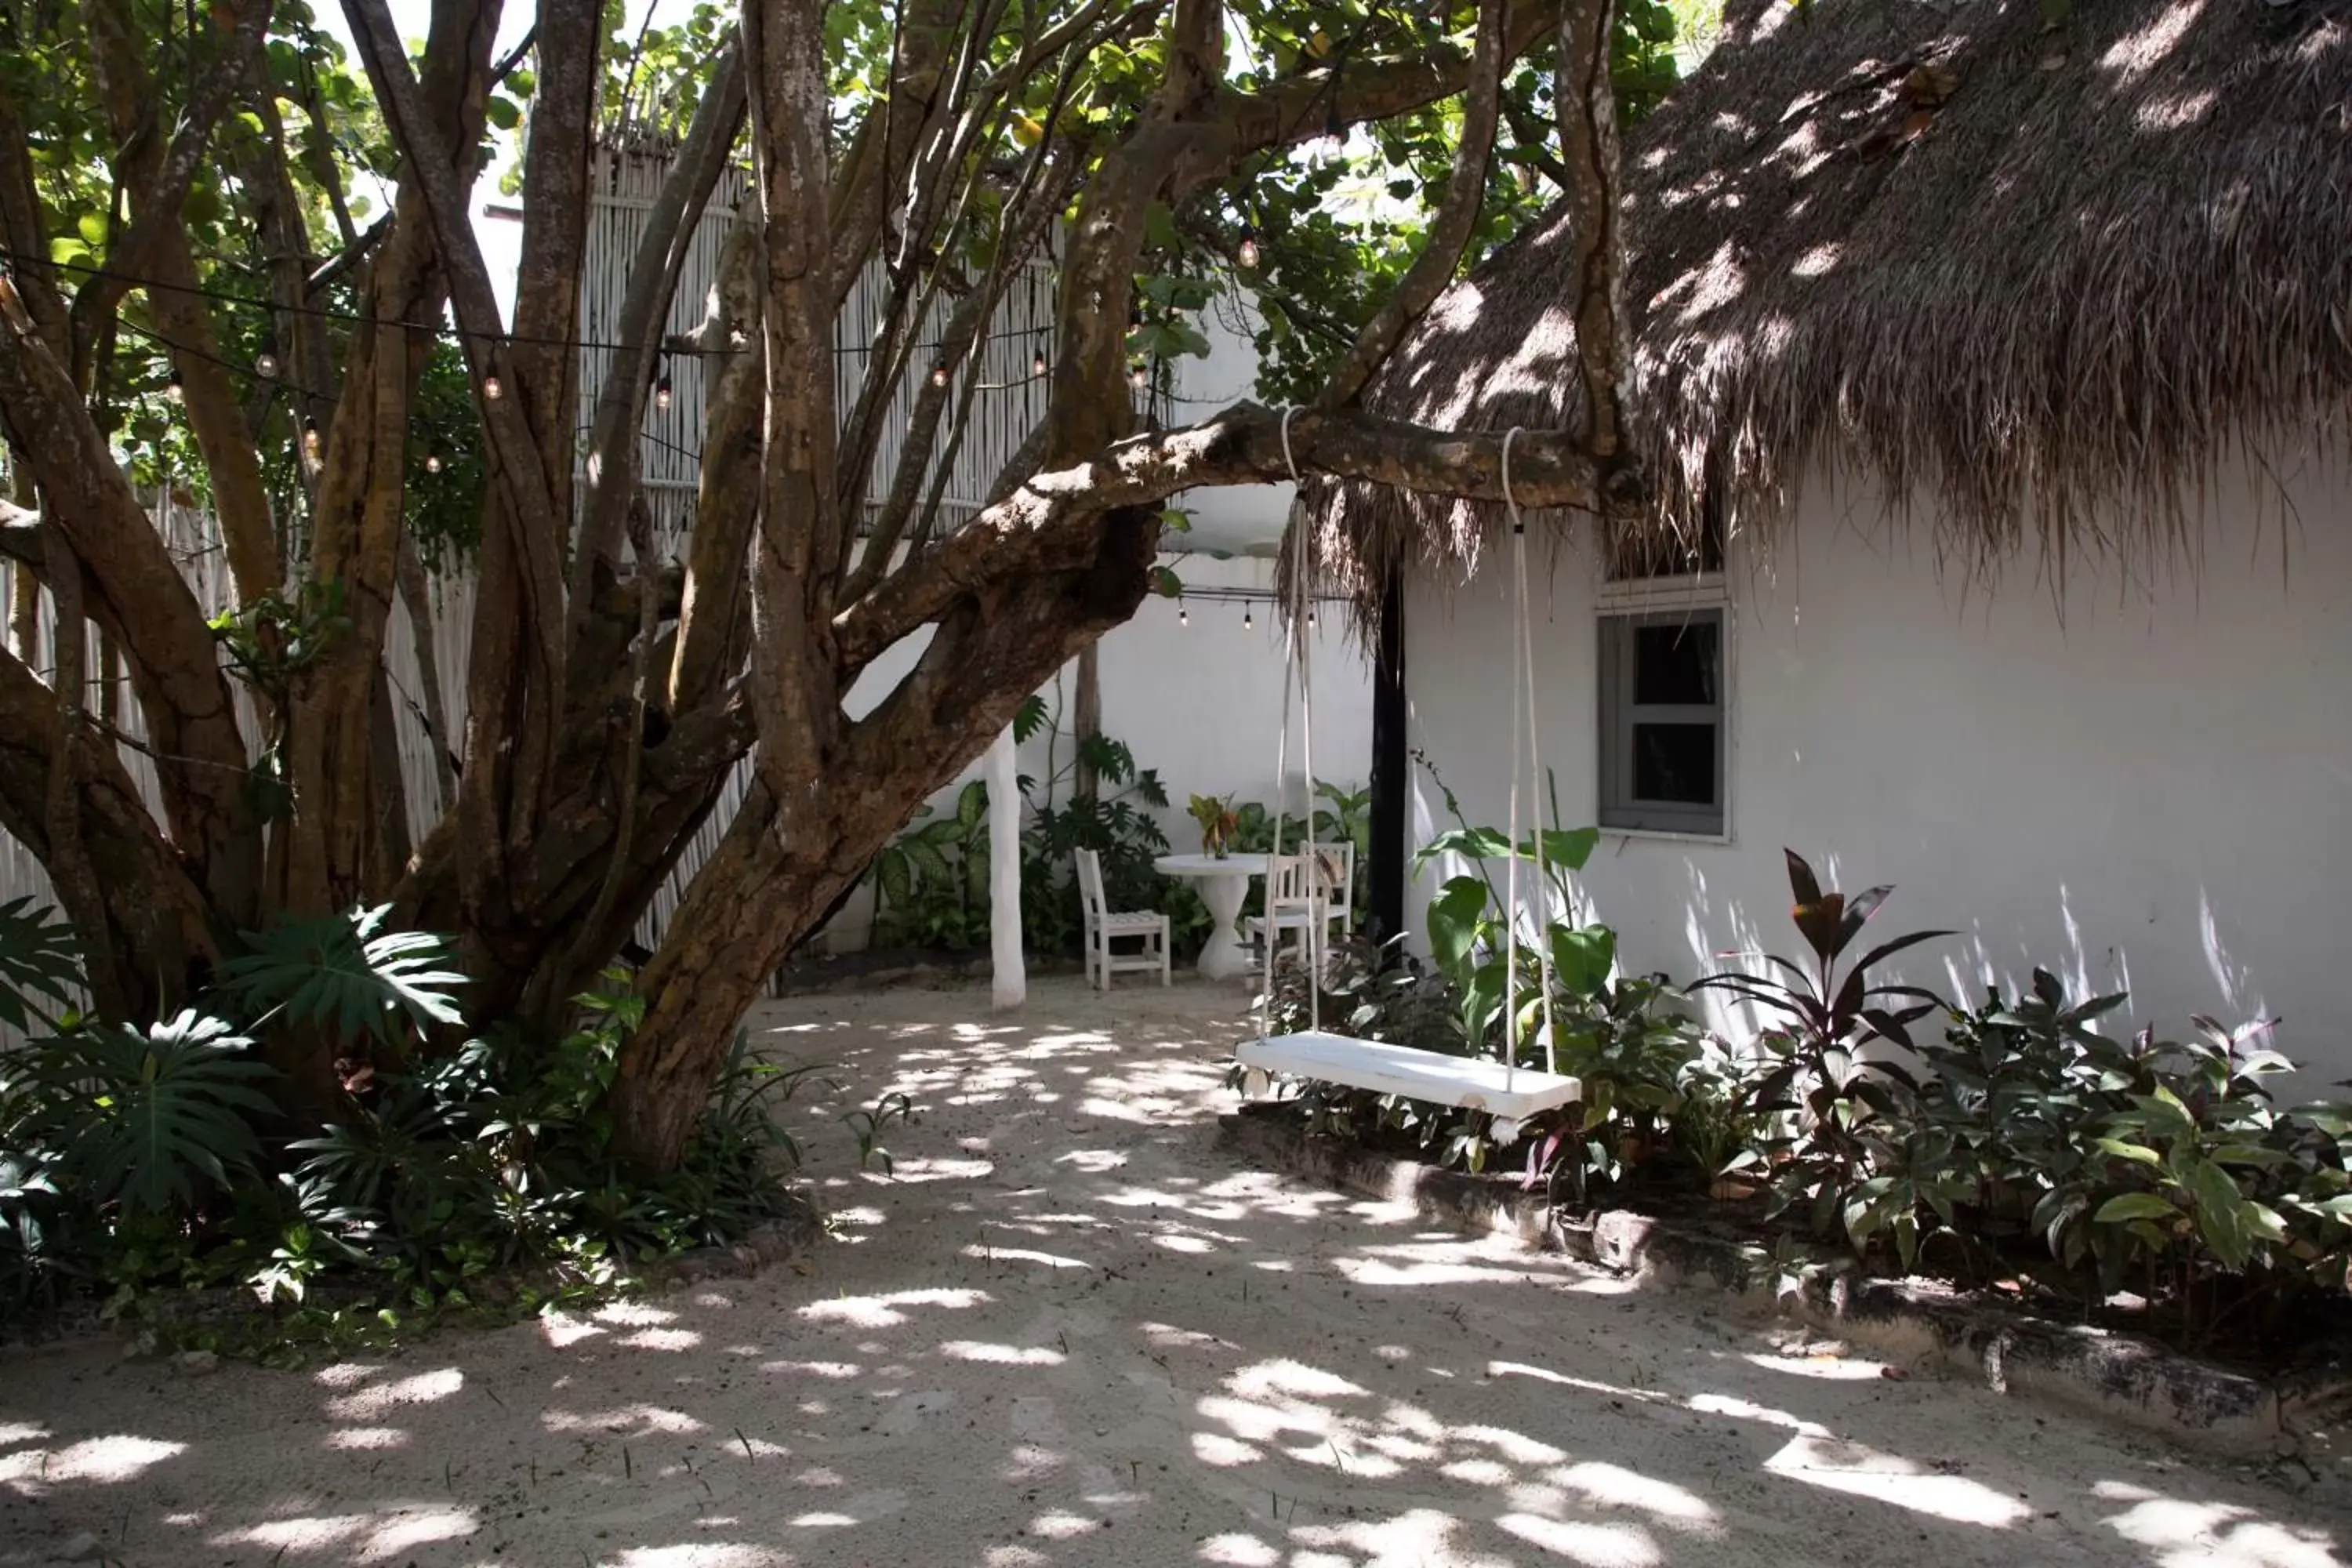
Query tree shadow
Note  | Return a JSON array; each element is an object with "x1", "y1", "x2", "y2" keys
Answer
[{"x1": 1, "y1": 976, "x2": 2344, "y2": 1566}]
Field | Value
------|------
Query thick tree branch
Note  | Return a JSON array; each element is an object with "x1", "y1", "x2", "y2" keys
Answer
[
  {"x1": 1319, "y1": 0, "x2": 1507, "y2": 408},
  {"x1": 667, "y1": 225, "x2": 764, "y2": 715},
  {"x1": 0, "y1": 639, "x2": 218, "y2": 1018},
  {"x1": 743, "y1": 0, "x2": 843, "y2": 812},
  {"x1": 340, "y1": 0, "x2": 565, "y2": 642},
  {"x1": 68, "y1": 0, "x2": 274, "y2": 379},
  {"x1": 1218, "y1": 0, "x2": 1560, "y2": 162},
  {"x1": 0, "y1": 89, "x2": 68, "y2": 356},
  {"x1": 569, "y1": 38, "x2": 746, "y2": 632},
  {"x1": 1327, "y1": 0, "x2": 1505, "y2": 411},
  {"x1": 1559, "y1": 0, "x2": 1632, "y2": 457},
  {"x1": 0, "y1": 274, "x2": 259, "y2": 918},
  {"x1": 837, "y1": 400, "x2": 1617, "y2": 675}
]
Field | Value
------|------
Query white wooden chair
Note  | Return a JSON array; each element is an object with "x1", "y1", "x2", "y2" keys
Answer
[
  {"x1": 1244, "y1": 848, "x2": 1349, "y2": 975},
  {"x1": 1076, "y1": 848, "x2": 1170, "y2": 989}
]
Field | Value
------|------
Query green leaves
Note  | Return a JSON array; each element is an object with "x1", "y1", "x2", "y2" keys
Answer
[
  {"x1": 215, "y1": 905, "x2": 468, "y2": 1045},
  {"x1": 28, "y1": 1011, "x2": 275, "y2": 1214},
  {"x1": 0, "y1": 898, "x2": 84, "y2": 1034}
]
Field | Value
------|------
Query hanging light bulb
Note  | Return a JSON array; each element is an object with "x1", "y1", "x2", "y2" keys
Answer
[
  {"x1": 931, "y1": 362, "x2": 951, "y2": 388},
  {"x1": 1032, "y1": 339, "x2": 1048, "y2": 377},
  {"x1": 302, "y1": 418, "x2": 321, "y2": 459},
  {"x1": 1243, "y1": 605, "x2": 1254, "y2": 630},
  {"x1": 162, "y1": 369, "x2": 184, "y2": 404},
  {"x1": 1308, "y1": 608, "x2": 1319, "y2": 629},
  {"x1": 425, "y1": 450, "x2": 444, "y2": 474},
  {"x1": 254, "y1": 352, "x2": 279, "y2": 379},
  {"x1": 1237, "y1": 231, "x2": 1261, "y2": 269},
  {"x1": 1130, "y1": 361, "x2": 1149, "y2": 390},
  {"x1": 654, "y1": 372, "x2": 673, "y2": 412},
  {"x1": 1178, "y1": 604, "x2": 1189, "y2": 627},
  {"x1": 482, "y1": 372, "x2": 503, "y2": 401}
]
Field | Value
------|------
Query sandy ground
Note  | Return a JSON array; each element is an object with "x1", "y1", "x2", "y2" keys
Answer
[{"x1": 3, "y1": 975, "x2": 2349, "y2": 1568}]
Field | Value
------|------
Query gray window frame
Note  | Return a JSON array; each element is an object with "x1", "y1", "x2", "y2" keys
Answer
[{"x1": 1597, "y1": 607, "x2": 1727, "y2": 836}]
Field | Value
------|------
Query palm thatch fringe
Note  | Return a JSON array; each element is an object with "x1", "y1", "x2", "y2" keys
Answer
[{"x1": 1305, "y1": 0, "x2": 2352, "y2": 623}]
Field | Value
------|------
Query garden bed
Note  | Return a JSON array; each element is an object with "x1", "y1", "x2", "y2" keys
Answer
[{"x1": 1218, "y1": 1105, "x2": 2352, "y2": 1456}]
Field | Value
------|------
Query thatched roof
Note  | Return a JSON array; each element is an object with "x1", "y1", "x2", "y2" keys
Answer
[{"x1": 1314, "y1": 0, "x2": 2352, "y2": 607}]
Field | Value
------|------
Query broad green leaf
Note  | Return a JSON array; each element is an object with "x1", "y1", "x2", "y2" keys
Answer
[{"x1": 2092, "y1": 1192, "x2": 2178, "y2": 1225}]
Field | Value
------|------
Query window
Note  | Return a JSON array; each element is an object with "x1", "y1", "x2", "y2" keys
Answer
[{"x1": 1598, "y1": 608, "x2": 1726, "y2": 836}]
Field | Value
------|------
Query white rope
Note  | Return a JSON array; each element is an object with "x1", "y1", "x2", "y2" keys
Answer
[
  {"x1": 1502, "y1": 431, "x2": 1523, "y2": 1091},
  {"x1": 1512, "y1": 452, "x2": 1562, "y2": 1076},
  {"x1": 1497, "y1": 429, "x2": 1559, "y2": 1086},
  {"x1": 1265, "y1": 408, "x2": 1318, "y2": 1033}
]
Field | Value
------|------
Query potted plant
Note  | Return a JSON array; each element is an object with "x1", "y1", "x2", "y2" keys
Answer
[{"x1": 1187, "y1": 793, "x2": 1240, "y2": 858}]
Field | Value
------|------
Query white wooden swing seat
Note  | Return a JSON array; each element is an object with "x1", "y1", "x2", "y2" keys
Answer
[
  {"x1": 1235, "y1": 1030, "x2": 1582, "y2": 1120},
  {"x1": 1233, "y1": 421, "x2": 1583, "y2": 1123}
]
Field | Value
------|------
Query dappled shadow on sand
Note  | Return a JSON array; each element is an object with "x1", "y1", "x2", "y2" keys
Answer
[{"x1": 2, "y1": 975, "x2": 2347, "y2": 1566}]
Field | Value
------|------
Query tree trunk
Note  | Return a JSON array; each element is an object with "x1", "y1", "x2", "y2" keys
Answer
[{"x1": 1073, "y1": 643, "x2": 1102, "y2": 800}]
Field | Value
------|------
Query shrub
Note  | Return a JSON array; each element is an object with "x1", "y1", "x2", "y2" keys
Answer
[{"x1": 0, "y1": 906, "x2": 889, "y2": 1350}]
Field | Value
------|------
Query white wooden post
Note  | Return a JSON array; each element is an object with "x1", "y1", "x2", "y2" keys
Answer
[{"x1": 988, "y1": 726, "x2": 1025, "y2": 1009}]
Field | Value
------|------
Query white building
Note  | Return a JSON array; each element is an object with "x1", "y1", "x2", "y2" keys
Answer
[{"x1": 1318, "y1": 0, "x2": 2352, "y2": 1084}]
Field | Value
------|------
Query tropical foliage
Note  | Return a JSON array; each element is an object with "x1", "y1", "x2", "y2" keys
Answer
[
  {"x1": 1247, "y1": 815, "x2": 2352, "y2": 1348},
  {"x1": 0, "y1": 904, "x2": 899, "y2": 1352}
]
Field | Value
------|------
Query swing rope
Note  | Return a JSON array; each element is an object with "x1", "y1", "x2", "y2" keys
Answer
[
  {"x1": 1500, "y1": 429, "x2": 1561, "y2": 1085},
  {"x1": 1229, "y1": 420, "x2": 1582, "y2": 1127},
  {"x1": 1268, "y1": 408, "x2": 1322, "y2": 1036}
]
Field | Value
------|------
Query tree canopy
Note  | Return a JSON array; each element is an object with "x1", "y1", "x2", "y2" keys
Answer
[{"x1": 0, "y1": 0, "x2": 1665, "y2": 1169}]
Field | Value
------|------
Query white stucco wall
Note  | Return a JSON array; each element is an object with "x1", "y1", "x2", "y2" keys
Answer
[
  {"x1": 1402, "y1": 449, "x2": 2352, "y2": 1088},
  {"x1": 827, "y1": 554, "x2": 1373, "y2": 949}
]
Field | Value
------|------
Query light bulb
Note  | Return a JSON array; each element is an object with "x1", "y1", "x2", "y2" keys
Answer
[
  {"x1": 302, "y1": 419, "x2": 321, "y2": 459},
  {"x1": 255, "y1": 353, "x2": 279, "y2": 379},
  {"x1": 482, "y1": 372, "x2": 503, "y2": 401},
  {"x1": 1032, "y1": 340, "x2": 1047, "y2": 377},
  {"x1": 1308, "y1": 608, "x2": 1319, "y2": 628},
  {"x1": 1243, "y1": 607, "x2": 1254, "y2": 630},
  {"x1": 654, "y1": 375, "x2": 673, "y2": 412},
  {"x1": 931, "y1": 363, "x2": 950, "y2": 388},
  {"x1": 1178, "y1": 606, "x2": 1189, "y2": 626},
  {"x1": 163, "y1": 370, "x2": 183, "y2": 403},
  {"x1": 1237, "y1": 234, "x2": 1260, "y2": 269},
  {"x1": 1130, "y1": 361, "x2": 1149, "y2": 390},
  {"x1": 425, "y1": 452, "x2": 443, "y2": 474}
]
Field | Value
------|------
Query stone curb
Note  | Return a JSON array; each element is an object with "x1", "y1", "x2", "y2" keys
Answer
[{"x1": 1216, "y1": 1110, "x2": 2337, "y2": 1457}]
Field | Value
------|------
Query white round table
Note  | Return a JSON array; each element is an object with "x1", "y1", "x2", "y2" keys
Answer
[{"x1": 1154, "y1": 852, "x2": 1269, "y2": 980}]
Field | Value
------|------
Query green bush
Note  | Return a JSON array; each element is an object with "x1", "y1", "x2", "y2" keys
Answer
[
  {"x1": 1243, "y1": 800, "x2": 2352, "y2": 1345},
  {"x1": 0, "y1": 905, "x2": 895, "y2": 1350}
]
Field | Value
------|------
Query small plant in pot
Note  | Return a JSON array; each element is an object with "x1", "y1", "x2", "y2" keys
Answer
[{"x1": 1188, "y1": 793, "x2": 1240, "y2": 858}]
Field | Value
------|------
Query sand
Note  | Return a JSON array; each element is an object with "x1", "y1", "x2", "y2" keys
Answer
[{"x1": 3, "y1": 975, "x2": 2347, "y2": 1567}]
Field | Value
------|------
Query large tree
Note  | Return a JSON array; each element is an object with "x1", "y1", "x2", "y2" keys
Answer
[{"x1": 0, "y1": 0, "x2": 1655, "y2": 1170}]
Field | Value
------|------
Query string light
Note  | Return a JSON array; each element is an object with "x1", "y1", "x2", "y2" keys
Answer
[
  {"x1": 162, "y1": 369, "x2": 183, "y2": 403},
  {"x1": 1129, "y1": 361, "x2": 1149, "y2": 390},
  {"x1": 931, "y1": 362, "x2": 951, "y2": 388},
  {"x1": 301, "y1": 418, "x2": 321, "y2": 459},
  {"x1": 1, "y1": 245, "x2": 1053, "y2": 362},
  {"x1": 1308, "y1": 608, "x2": 1319, "y2": 629},
  {"x1": 425, "y1": 450, "x2": 443, "y2": 474},
  {"x1": 1237, "y1": 232, "x2": 1260, "y2": 269},
  {"x1": 1032, "y1": 338, "x2": 1047, "y2": 377},
  {"x1": 654, "y1": 367, "x2": 673, "y2": 412},
  {"x1": 1243, "y1": 605, "x2": 1254, "y2": 630},
  {"x1": 482, "y1": 372, "x2": 503, "y2": 401},
  {"x1": 1178, "y1": 604, "x2": 1189, "y2": 626}
]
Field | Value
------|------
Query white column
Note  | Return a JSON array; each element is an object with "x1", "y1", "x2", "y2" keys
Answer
[{"x1": 988, "y1": 726, "x2": 1025, "y2": 1009}]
